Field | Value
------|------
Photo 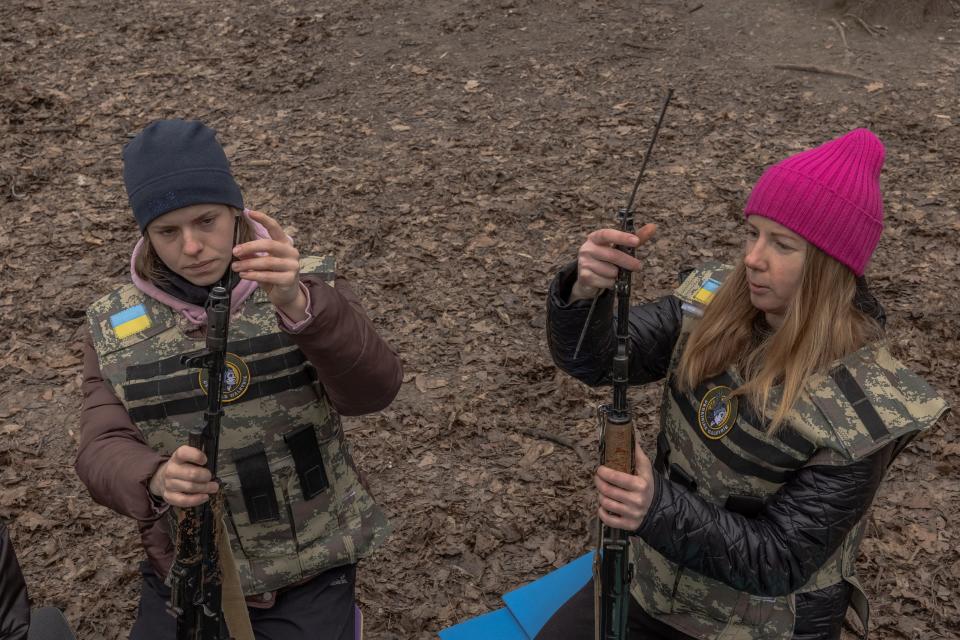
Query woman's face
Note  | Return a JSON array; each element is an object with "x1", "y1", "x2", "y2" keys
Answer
[
  {"x1": 146, "y1": 204, "x2": 236, "y2": 286},
  {"x1": 743, "y1": 215, "x2": 807, "y2": 328}
]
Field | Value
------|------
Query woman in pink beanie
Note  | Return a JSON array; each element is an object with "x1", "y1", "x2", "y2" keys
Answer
[{"x1": 534, "y1": 129, "x2": 949, "y2": 639}]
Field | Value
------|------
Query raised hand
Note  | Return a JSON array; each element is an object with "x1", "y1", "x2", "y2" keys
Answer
[
  {"x1": 569, "y1": 223, "x2": 657, "y2": 303},
  {"x1": 232, "y1": 209, "x2": 307, "y2": 320}
]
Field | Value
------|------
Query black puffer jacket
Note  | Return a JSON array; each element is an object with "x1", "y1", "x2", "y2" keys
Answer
[
  {"x1": 0, "y1": 521, "x2": 29, "y2": 640},
  {"x1": 547, "y1": 262, "x2": 891, "y2": 640}
]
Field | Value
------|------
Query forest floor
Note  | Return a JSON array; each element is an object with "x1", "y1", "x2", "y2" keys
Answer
[{"x1": 1, "y1": 0, "x2": 958, "y2": 638}]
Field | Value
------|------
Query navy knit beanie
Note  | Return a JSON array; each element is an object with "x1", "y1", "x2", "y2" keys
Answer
[{"x1": 122, "y1": 119, "x2": 244, "y2": 232}]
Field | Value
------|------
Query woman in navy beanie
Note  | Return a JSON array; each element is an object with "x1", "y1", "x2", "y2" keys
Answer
[{"x1": 76, "y1": 119, "x2": 403, "y2": 640}]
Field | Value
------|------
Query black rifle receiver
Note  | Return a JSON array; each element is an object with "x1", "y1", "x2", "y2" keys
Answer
[{"x1": 168, "y1": 217, "x2": 241, "y2": 640}]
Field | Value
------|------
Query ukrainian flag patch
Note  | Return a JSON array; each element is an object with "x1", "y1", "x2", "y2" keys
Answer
[
  {"x1": 110, "y1": 304, "x2": 152, "y2": 340},
  {"x1": 692, "y1": 278, "x2": 721, "y2": 305}
]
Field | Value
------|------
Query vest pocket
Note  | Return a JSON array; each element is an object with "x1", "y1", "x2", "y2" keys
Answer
[
  {"x1": 670, "y1": 569, "x2": 794, "y2": 634},
  {"x1": 670, "y1": 569, "x2": 740, "y2": 623},
  {"x1": 278, "y1": 423, "x2": 343, "y2": 550},
  {"x1": 219, "y1": 464, "x2": 298, "y2": 559},
  {"x1": 732, "y1": 593, "x2": 778, "y2": 627},
  {"x1": 233, "y1": 444, "x2": 281, "y2": 523},
  {"x1": 284, "y1": 425, "x2": 330, "y2": 500}
]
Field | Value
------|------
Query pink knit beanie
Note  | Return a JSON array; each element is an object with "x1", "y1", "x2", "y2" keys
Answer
[{"x1": 743, "y1": 128, "x2": 885, "y2": 276}]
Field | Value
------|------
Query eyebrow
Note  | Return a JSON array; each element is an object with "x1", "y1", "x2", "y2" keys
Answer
[
  {"x1": 151, "y1": 210, "x2": 221, "y2": 231},
  {"x1": 770, "y1": 231, "x2": 800, "y2": 243},
  {"x1": 747, "y1": 222, "x2": 799, "y2": 243}
]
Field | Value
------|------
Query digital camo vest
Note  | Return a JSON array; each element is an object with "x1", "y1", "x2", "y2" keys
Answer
[
  {"x1": 87, "y1": 256, "x2": 390, "y2": 595},
  {"x1": 631, "y1": 263, "x2": 947, "y2": 640}
]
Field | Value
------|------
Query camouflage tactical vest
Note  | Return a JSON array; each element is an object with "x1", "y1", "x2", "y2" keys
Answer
[
  {"x1": 86, "y1": 256, "x2": 390, "y2": 595},
  {"x1": 631, "y1": 263, "x2": 947, "y2": 640}
]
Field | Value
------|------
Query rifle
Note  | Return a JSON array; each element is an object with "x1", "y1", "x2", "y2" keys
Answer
[
  {"x1": 592, "y1": 89, "x2": 673, "y2": 640},
  {"x1": 167, "y1": 221, "x2": 240, "y2": 640}
]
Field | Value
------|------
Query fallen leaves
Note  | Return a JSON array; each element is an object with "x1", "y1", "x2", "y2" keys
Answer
[
  {"x1": 415, "y1": 374, "x2": 449, "y2": 392},
  {"x1": 2, "y1": 2, "x2": 959, "y2": 640},
  {"x1": 16, "y1": 511, "x2": 57, "y2": 531}
]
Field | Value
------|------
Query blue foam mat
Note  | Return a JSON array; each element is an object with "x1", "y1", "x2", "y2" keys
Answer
[
  {"x1": 438, "y1": 553, "x2": 593, "y2": 639},
  {"x1": 437, "y1": 607, "x2": 526, "y2": 640},
  {"x1": 502, "y1": 553, "x2": 592, "y2": 638}
]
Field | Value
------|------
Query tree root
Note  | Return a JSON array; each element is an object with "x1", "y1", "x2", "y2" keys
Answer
[{"x1": 519, "y1": 427, "x2": 591, "y2": 467}]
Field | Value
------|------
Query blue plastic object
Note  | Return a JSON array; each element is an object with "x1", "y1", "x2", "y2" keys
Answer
[
  {"x1": 438, "y1": 607, "x2": 527, "y2": 640},
  {"x1": 438, "y1": 553, "x2": 593, "y2": 639}
]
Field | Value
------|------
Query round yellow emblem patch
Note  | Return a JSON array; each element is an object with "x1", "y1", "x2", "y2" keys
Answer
[
  {"x1": 697, "y1": 385, "x2": 738, "y2": 440},
  {"x1": 198, "y1": 352, "x2": 251, "y2": 403}
]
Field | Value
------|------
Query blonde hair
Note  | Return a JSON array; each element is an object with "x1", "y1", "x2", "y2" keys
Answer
[
  {"x1": 674, "y1": 246, "x2": 882, "y2": 431},
  {"x1": 134, "y1": 209, "x2": 255, "y2": 285}
]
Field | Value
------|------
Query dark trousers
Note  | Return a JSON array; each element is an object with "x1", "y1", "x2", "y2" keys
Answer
[
  {"x1": 129, "y1": 562, "x2": 357, "y2": 640},
  {"x1": 28, "y1": 608, "x2": 75, "y2": 640},
  {"x1": 535, "y1": 578, "x2": 695, "y2": 640}
]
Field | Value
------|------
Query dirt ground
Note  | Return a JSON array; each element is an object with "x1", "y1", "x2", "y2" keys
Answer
[{"x1": 1, "y1": 1, "x2": 959, "y2": 638}]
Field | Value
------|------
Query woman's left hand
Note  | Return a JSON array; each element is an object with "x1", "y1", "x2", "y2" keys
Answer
[
  {"x1": 595, "y1": 444, "x2": 656, "y2": 531},
  {"x1": 232, "y1": 210, "x2": 307, "y2": 319}
]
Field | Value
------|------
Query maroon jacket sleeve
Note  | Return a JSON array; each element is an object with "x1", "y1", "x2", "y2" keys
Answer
[
  {"x1": 284, "y1": 275, "x2": 403, "y2": 416},
  {"x1": 0, "y1": 521, "x2": 29, "y2": 640},
  {"x1": 75, "y1": 330, "x2": 168, "y2": 521}
]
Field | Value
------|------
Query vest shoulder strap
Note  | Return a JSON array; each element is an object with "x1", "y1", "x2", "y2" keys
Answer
[
  {"x1": 299, "y1": 255, "x2": 336, "y2": 283},
  {"x1": 86, "y1": 284, "x2": 177, "y2": 356},
  {"x1": 673, "y1": 262, "x2": 735, "y2": 318},
  {"x1": 804, "y1": 344, "x2": 948, "y2": 461}
]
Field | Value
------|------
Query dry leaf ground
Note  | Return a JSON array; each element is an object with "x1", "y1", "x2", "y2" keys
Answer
[{"x1": 1, "y1": 1, "x2": 958, "y2": 638}]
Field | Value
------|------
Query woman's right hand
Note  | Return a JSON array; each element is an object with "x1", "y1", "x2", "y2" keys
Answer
[
  {"x1": 569, "y1": 223, "x2": 657, "y2": 303},
  {"x1": 148, "y1": 445, "x2": 219, "y2": 508}
]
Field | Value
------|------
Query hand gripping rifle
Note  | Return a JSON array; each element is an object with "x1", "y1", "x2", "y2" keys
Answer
[
  {"x1": 591, "y1": 89, "x2": 673, "y2": 640},
  {"x1": 167, "y1": 220, "x2": 241, "y2": 640}
]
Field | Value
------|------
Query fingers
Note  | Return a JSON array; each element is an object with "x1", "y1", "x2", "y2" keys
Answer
[
  {"x1": 597, "y1": 505, "x2": 639, "y2": 531},
  {"x1": 164, "y1": 461, "x2": 214, "y2": 487},
  {"x1": 595, "y1": 469, "x2": 645, "y2": 505},
  {"x1": 596, "y1": 464, "x2": 639, "y2": 491},
  {"x1": 233, "y1": 238, "x2": 298, "y2": 260},
  {"x1": 634, "y1": 444, "x2": 653, "y2": 476},
  {"x1": 233, "y1": 211, "x2": 298, "y2": 266},
  {"x1": 586, "y1": 228, "x2": 640, "y2": 249},
  {"x1": 232, "y1": 232, "x2": 301, "y2": 294},
  {"x1": 231, "y1": 255, "x2": 300, "y2": 279},
  {"x1": 584, "y1": 244, "x2": 641, "y2": 273},
  {"x1": 160, "y1": 446, "x2": 218, "y2": 506},
  {"x1": 635, "y1": 222, "x2": 657, "y2": 244},
  {"x1": 244, "y1": 209, "x2": 290, "y2": 244},
  {"x1": 165, "y1": 477, "x2": 219, "y2": 496},
  {"x1": 575, "y1": 223, "x2": 658, "y2": 293},
  {"x1": 598, "y1": 495, "x2": 642, "y2": 521},
  {"x1": 170, "y1": 445, "x2": 206, "y2": 466},
  {"x1": 586, "y1": 223, "x2": 657, "y2": 250},
  {"x1": 594, "y1": 456, "x2": 654, "y2": 530}
]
